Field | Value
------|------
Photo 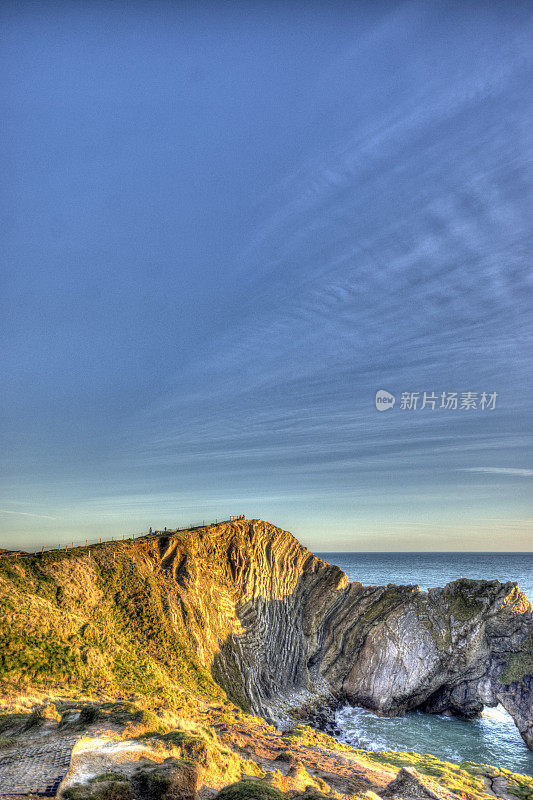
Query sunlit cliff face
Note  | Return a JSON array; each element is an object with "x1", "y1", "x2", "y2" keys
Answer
[{"x1": 1, "y1": 519, "x2": 531, "y2": 748}]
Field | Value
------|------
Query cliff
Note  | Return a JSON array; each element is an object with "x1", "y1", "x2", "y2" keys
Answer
[{"x1": 0, "y1": 519, "x2": 531, "y2": 751}]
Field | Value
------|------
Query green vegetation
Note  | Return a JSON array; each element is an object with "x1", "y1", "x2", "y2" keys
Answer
[
  {"x1": 443, "y1": 581, "x2": 484, "y2": 623},
  {"x1": 215, "y1": 780, "x2": 285, "y2": 799},
  {"x1": 0, "y1": 532, "x2": 531, "y2": 800},
  {"x1": 135, "y1": 758, "x2": 200, "y2": 800},
  {"x1": 500, "y1": 632, "x2": 533, "y2": 685},
  {"x1": 362, "y1": 750, "x2": 487, "y2": 797},
  {"x1": 140, "y1": 723, "x2": 260, "y2": 783},
  {"x1": 0, "y1": 542, "x2": 226, "y2": 705},
  {"x1": 26, "y1": 701, "x2": 61, "y2": 728},
  {"x1": 282, "y1": 723, "x2": 355, "y2": 753},
  {"x1": 0, "y1": 735, "x2": 15, "y2": 748},
  {"x1": 93, "y1": 773, "x2": 129, "y2": 783},
  {"x1": 360, "y1": 750, "x2": 533, "y2": 800},
  {"x1": 362, "y1": 587, "x2": 403, "y2": 624},
  {"x1": 0, "y1": 710, "x2": 30, "y2": 733},
  {"x1": 463, "y1": 762, "x2": 533, "y2": 800},
  {"x1": 447, "y1": 595, "x2": 483, "y2": 623},
  {"x1": 63, "y1": 773, "x2": 131, "y2": 800},
  {"x1": 78, "y1": 704, "x2": 102, "y2": 726},
  {"x1": 273, "y1": 749, "x2": 297, "y2": 764}
]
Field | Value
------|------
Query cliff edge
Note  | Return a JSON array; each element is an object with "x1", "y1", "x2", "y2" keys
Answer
[{"x1": 0, "y1": 519, "x2": 531, "y2": 750}]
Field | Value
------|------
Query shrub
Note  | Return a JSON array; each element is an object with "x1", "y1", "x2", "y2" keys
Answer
[
  {"x1": 25, "y1": 703, "x2": 61, "y2": 728},
  {"x1": 63, "y1": 777, "x2": 132, "y2": 800},
  {"x1": 79, "y1": 705, "x2": 101, "y2": 726},
  {"x1": 135, "y1": 758, "x2": 199, "y2": 800},
  {"x1": 0, "y1": 736, "x2": 15, "y2": 749},
  {"x1": 216, "y1": 780, "x2": 285, "y2": 799}
]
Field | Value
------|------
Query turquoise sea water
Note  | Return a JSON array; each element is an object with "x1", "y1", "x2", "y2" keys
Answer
[{"x1": 316, "y1": 552, "x2": 533, "y2": 777}]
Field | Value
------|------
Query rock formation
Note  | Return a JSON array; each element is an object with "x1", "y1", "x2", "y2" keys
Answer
[
  {"x1": 152, "y1": 519, "x2": 533, "y2": 748},
  {"x1": 0, "y1": 519, "x2": 531, "y2": 751}
]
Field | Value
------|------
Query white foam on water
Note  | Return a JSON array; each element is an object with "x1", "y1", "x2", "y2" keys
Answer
[
  {"x1": 481, "y1": 704, "x2": 512, "y2": 723},
  {"x1": 334, "y1": 704, "x2": 533, "y2": 776}
]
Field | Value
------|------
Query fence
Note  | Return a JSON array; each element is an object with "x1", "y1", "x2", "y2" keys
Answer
[{"x1": 0, "y1": 516, "x2": 247, "y2": 559}]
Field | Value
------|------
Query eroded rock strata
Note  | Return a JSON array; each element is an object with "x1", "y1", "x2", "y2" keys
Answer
[
  {"x1": 153, "y1": 519, "x2": 533, "y2": 748},
  {"x1": 0, "y1": 519, "x2": 531, "y2": 751}
]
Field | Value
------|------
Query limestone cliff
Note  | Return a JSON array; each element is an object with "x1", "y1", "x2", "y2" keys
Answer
[{"x1": 0, "y1": 519, "x2": 531, "y2": 751}]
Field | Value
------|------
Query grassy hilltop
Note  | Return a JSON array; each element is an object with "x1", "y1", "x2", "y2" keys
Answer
[
  {"x1": 0, "y1": 521, "x2": 531, "y2": 800},
  {"x1": 0, "y1": 535, "x2": 225, "y2": 706}
]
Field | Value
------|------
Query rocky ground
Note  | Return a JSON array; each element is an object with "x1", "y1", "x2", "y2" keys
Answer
[{"x1": 0, "y1": 696, "x2": 531, "y2": 800}]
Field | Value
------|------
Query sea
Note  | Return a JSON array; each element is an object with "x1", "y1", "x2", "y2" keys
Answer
[{"x1": 316, "y1": 552, "x2": 533, "y2": 777}]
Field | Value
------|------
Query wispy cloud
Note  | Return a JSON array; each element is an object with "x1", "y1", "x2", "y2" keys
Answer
[
  {"x1": 0, "y1": 509, "x2": 57, "y2": 519},
  {"x1": 1, "y1": 2, "x2": 531, "y2": 549},
  {"x1": 459, "y1": 468, "x2": 533, "y2": 477}
]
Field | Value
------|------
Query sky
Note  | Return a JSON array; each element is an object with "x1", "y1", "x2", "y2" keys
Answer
[{"x1": 1, "y1": 0, "x2": 532, "y2": 552}]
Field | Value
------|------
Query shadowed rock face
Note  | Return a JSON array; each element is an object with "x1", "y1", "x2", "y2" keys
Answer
[
  {"x1": 1, "y1": 519, "x2": 531, "y2": 751},
  {"x1": 157, "y1": 519, "x2": 531, "y2": 749}
]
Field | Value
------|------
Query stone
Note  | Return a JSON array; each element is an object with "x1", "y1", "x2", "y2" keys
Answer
[
  {"x1": 382, "y1": 767, "x2": 461, "y2": 800},
  {"x1": 135, "y1": 758, "x2": 200, "y2": 800}
]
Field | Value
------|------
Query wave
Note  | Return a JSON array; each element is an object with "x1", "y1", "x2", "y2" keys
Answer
[{"x1": 334, "y1": 704, "x2": 533, "y2": 777}]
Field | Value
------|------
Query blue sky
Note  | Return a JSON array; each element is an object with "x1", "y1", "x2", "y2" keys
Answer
[{"x1": 1, "y1": 1, "x2": 532, "y2": 552}]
